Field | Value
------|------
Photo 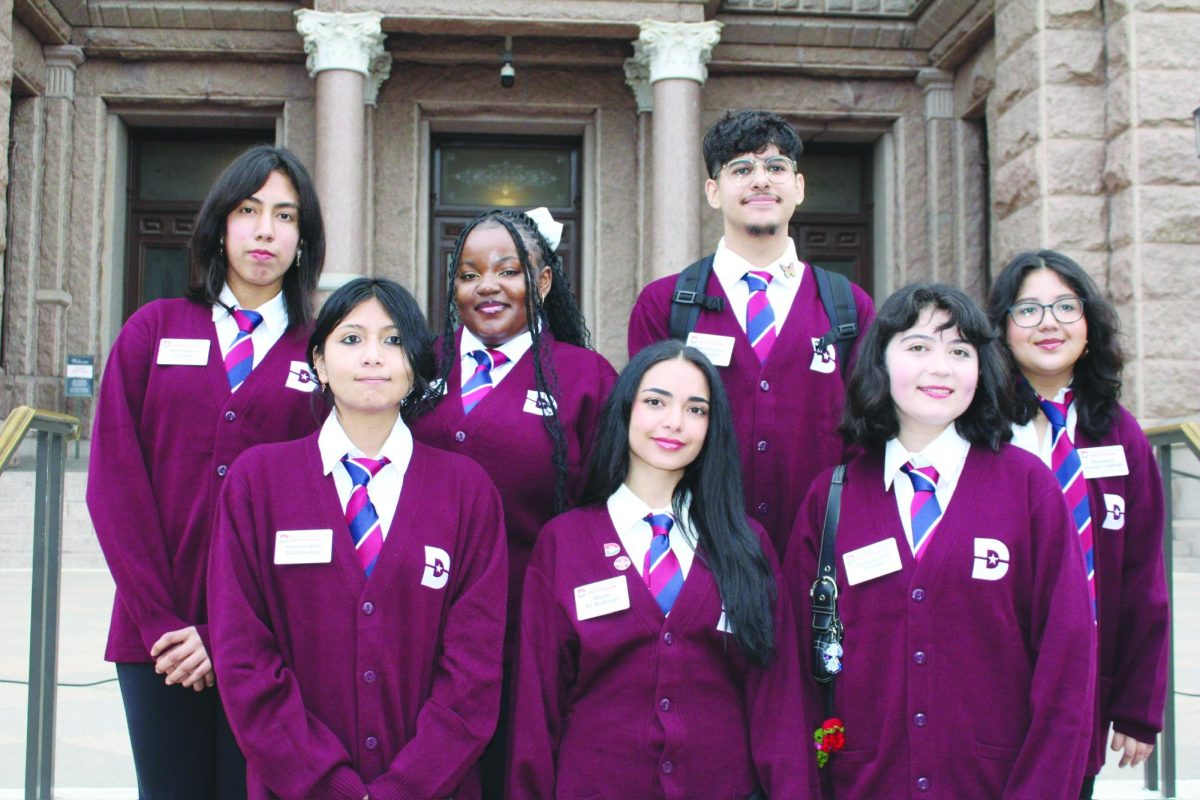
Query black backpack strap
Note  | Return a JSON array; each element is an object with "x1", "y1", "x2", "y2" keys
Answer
[
  {"x1": 812, "y1": 265, "x2": 859, "y2": 377},
  {"x1": 810, "y1": 464, "x2": 847, "y2": 718},
  {"x1": 668, "y1": 254, "x2": 723, "y2": 342}
]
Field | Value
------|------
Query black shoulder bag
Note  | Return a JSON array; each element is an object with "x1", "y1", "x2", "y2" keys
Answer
[{"x1": 810, "y1": 464, "x2": 847, "y2": 717}]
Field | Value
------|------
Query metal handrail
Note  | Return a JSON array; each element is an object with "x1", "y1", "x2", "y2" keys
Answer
[
  {"x1": 1143, "y1": 420, "x2": 1200, "y2": 799},
  {"x1": 0, "y1": 405, "x2": 80, "y2": 800}
]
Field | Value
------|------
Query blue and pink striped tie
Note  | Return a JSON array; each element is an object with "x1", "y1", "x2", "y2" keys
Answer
[
  {"x1": 901, "y1": 462, "x2": 942, "y2": 559},
  {"x1": 743, "y1": 271, "x2": 777, "y2": 363},
  {"x1": 1039, "y1": 392, "x2": 1096, "y2": 618},
  {"x1": 462, "y1": 349, "x2": 509, "y2": 414},
  {"x1": 224, "y1": 308, "x2": 263, "y2": 391},
  {"x1": 343, "y1": 455, "x2": 390, "y2": 576},
  {"x1": 643, "y1": 513, "x2": 683, "y2": 615}
]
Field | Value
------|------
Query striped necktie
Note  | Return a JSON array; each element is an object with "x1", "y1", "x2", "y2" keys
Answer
[
  {"x1": 901, "y1": 462, "x2": 942, "y2": 559},
  {"x1": 643, "y1": 512, "x2": 684, "y2": 615},
  {"x1": 1038, "y1": 392, "x2": 1096, "y2": 618},
  {"x1": 743, "y1": 270, "x2": 777, "y2": 363},
  {"x1": 462, "y1": 349, "x2": 510, "y2": 414},
  {"x1": 224, "y1": 308, "x2": 264, "y2": 391},
  {"x1": 343, "y1": 455, "x2": 390, "y2": 576}
]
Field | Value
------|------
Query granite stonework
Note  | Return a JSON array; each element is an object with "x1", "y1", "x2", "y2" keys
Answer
[{"x1": 0, "y1": 0, "x2": 1198, "y2": 565}]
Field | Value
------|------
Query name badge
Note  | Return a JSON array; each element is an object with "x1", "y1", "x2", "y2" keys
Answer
[
  {"x1": 1078, "y1": 445, "x2": 1129, "y2": 479},
  {"x1": 842, "y1": 538, "x2": 903, "y2": 586},
  {"x1": 157, "y1": 338, "x2": 210, "y2": 366},
  {"x1": 285, "y1": 361, "x2": 319, "y2": 393},
  {"x1": 574, "y1": 575, "x2": 630, "y2": 621},
  {"x1": 523, "y1": 390, "x2": 557, "y2": 416},
  {"x1": 274, "y1": 529, "x2": 333, "y2": 565},
  {"x1": 685, "y1": 332, "x2": 734, "y2": 367}
]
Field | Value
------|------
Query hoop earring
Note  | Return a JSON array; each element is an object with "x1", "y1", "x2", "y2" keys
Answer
[{"x1": 295, "y1": 247, "x2": 302, "y2": 267}]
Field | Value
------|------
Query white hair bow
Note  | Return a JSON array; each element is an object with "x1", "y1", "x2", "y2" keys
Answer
[{"x1": 526, "y1": 207, "x2": 563, "y2": 251}]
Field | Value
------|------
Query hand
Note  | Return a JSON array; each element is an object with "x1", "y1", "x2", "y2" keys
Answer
[
  {"x1": 1110, "y1": 732, "x2": 1154, "y2": 768},
  {"x1": 151, "y1": 626, "x2": 215, "y2": 692}
]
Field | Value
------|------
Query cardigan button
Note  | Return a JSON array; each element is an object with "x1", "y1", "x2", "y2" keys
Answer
[
  {"x1": 224, "y1": 410, "x2": 236, "y2": 422},
  {"x1": 911, "y1": 588, "x2": 926, "y2": 602},
  {"x1": 661, "y1": 760, "x2": 674, "y2": 774},
  {"x1": 916, "y1": 777, "x2": 930, "y2": 791},
  {"x1": 756, "y1": 440, "x2": 768, "y2": 452},
  {"x1": 455, "y1": 430, "x2": 466, "y2": 443},
  {"x1": 365, "y1": 736, "x2": 378, "y2": 751},
  {"x1": 913, "y1": 650, "x2": 927, "y2": 665},
  {"x1": 756, "y1": 502, "x2": 768, "y2": 516},
  {"x1": 216, "y1": 465, "x2": 228, "y2": 477},
  {"x1": 914, "y1": 712, "x2": 927, "y2": 728},
  {"x1": 361, "y1": 601, "x2": 375, "y2": 616},
  {"x1": 363, "y1": 670, "x2": 377, "y2": 684},
  {"x1": 759, "y1": 380, "x2": 770, "y2": 391},
  {"x1": 662, "y1": 632, "x2": 673, "y2": 645},
  {"x1": 659, "y1": 698, "x2": 671, "y2": 712}
]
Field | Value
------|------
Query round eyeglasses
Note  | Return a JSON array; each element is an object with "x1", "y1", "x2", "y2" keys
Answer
[
  {"x1": 719, "y1": 156, "x2": 798, "y2": 185},
  {"x1": 1007, "y1": 298, "x2": 1085, "y2": 328}
]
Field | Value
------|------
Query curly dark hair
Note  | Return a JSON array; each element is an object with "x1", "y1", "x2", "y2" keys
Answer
[
  {"x1": 986, "y1": 250, "x2": 1124, "y2": 439},
  {"x1": 842, "y1": 282, "x2": 1013, "y2": 451},
  {"x1": 702, "y1": 110, "x2": 804, "y2": 179},
  {"x1": 435, "y1": 209, "x2": 592, "y2": 513}
]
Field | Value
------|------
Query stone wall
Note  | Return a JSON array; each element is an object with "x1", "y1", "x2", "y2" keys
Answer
[{"x1": 0, "y1": 1, "x2": 12, "y2": 392}]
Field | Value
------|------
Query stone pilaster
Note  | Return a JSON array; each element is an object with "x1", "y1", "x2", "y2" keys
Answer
[
  {"x1": 916, "y1": 68, "x2": 954, "y2": 283},
  {"x1": 295, "y1": 10, "x2": 388, "y2": 286},
  {"x1": 636, "y1": 20, "x2": 722, "y2": 280},
  {"x1": 623, "y1": 42, "x2": 653, "y2": 115}
]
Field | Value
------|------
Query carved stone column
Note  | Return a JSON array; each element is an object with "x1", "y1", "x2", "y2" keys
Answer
[
  {"x1": 37, "y1": 45, "x2": 85, "y2": 397},
  {"x1": 636, "y1": 20, "x2": 722, "y2": 280},
  {"x1": 916, "y1": 68, "x2": 955, "y2": 282},
  {"x1": 295, "y1": 10, "x2": 391, "y2": 287}
]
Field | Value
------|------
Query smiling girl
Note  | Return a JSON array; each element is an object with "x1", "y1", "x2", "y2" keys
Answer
[
  {"x1": 783, "y1": 283, "x2": 1095, "y2": 799},
  {"x1": 87, "y1": 145, "x2": 325, "y2": 798},
  {"x1": 988, "y1": 251, "x2": 1169, "y2": 798},
  {"x1": 208, "y1": 279, "x2": 506, "y2": 800},
  {"x1": 509, "y1": 339, "x2": 811, "y2": 800}
]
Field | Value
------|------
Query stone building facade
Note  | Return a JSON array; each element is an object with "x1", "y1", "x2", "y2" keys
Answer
[{"x1": 0, "y1": 0, "x2": 1196, "y2": 459}]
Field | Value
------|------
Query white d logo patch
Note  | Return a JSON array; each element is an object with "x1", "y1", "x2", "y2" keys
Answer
[
  {"x1": 1102, "y1": 493, "x2": 1126, "y2": 530},
  {"x1": 972, "y1": 538, "x2": 1010, "y2": 581},
  {"x1": 421, "y1": 546, "x2": 451, "y2": 590},
  {"x1": 809, "y1": 337, "x2": 837, "y2": 374}
]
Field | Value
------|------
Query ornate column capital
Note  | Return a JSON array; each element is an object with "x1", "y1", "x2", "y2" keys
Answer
[
  {"x1": 636, "y1": 20, "x2": 722, "y2": 85},
  {"x1": 623, "y1": 42, "x2": 653, "y2": 114},
  {"x1": 916, "y1": 68, "x2": 954, "y2": 120},
  {"x1": 43, "y1": 45, "x2": 85, "y2": 100},
  {"x1": 294, "y1": 10, "x2": 391, "y2": 106}
]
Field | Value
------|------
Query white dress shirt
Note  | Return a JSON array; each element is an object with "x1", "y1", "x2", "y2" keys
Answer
[
  {"x1": 317, "y1": 410, "x2": 414, "y2": 540},
  {"x1": 711, "y1": 236, "x2": 805, "y2": 335},
  {"x1": 212, "y1": 284, "x2": 288, "y2": 375},
  {"x1": 884, "y1": 424, "x2": 971, "y2": 555},
  {"x1": 606, "y1": 483, "x2": 697, "y2": 580},
  {"x1": 1010, "y1": 385, "x2": 1077, "y2": 468},
  {"x1": 458, "y1": 326, "x2": 532, "y2": 392}
]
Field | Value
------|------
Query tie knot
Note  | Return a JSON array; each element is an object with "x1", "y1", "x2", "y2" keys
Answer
[
  {"x1": 902, "y1": 462, "x2": 939, "y2": 493},
  {"x1": 743, "y1": 271, "x2": 772, "y2": 292},
  {"x1": 343, "y1": 455, "x2": 390, "y2": 487},
  {"x1": 469, "y1": 349, "x2": 509, "y2": 371},
  {"x1": 644, "y1": 512, "x2": 675, "y2": 539},
  {"x1": 232, "y1": 308, "x2": 264, "y2": 335},
  {"x1": 1037, "y1": 393, "x2": 1072, "y2": 431}
]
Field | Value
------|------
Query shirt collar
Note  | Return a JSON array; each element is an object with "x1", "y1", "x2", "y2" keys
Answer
[
  {"x1": 883, "y1": 424, "x2": 971, "y2": 491},
  {"x1": 459, "y1": 325, "x2": 534, "y2": 365},
  {"x1": 317, "y1": 410, "x2": 414, "y2": 476},
  {"x1": 712, "y1": 236, "x2": 805, "y2": 290},
  {"x1": 213, "y1": 284, "x2": 288, "y2": 334},
  {"x1": 607, "y1": 483, "x2": 695, "y2": 545}
]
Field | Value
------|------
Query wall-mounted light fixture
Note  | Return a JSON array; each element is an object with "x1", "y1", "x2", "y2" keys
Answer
[{"x1": 501, "y1": 36, "x2": 515, "y2": 89}]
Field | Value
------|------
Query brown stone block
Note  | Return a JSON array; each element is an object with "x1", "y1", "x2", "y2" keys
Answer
[
  {"x1": 1141, "y1": 186, "x2": 1200, "y2": 243},
  {"x1": 993, "y1": 201, "x2": 1045, "y2": 262},
  {"x1": 1143, "y1": 359, "x2": 1200, "y2": 419},
  {"x1": 993, "y1": 144, "x2": 1042, "y2": 219},
  {"x1": 1045, "y1": 85, "x2": 1106, "y2": 138},
  {"x1": 1135, "y1": 12, "x2": 1200, "y2": 68},
  {"x1": 1140, "y1": 244, "x2": 1200, "y2": 300},
  {"x1": 1135, "y1": 70, "x2": 1200, "y2": 126},
  {"x1": 993, "y1": 91, "x2": 1042, "y2": 165},
  {"x1": 1046, "y1": 139, "x2": 1105, "y2": 194},
  {"x1": 1138, "y1": 129, "x2": 1200, "y2": 186},
  {"x1": 1106, "y1": 189, "x2": 1135, "y2": 251},
  {"x1": 995, "y1": 0, "x2": 1040, "y2": 62},
  {"x1": 1045, "y1": 29, "x2": 1105, "y2": 84},
  {"x1": 1104, "y1": 72, "x2": 1132, "y2": 134},
  {"x1": 1108, "y1": 245, "x2": 1135, "y2": 303},
  {"x1": 990, "y1": 36, "x2": 1039, "y2": 115},
  {"x1": 1046, "y1": 0, "x2": 1102, "y2": 25},
  {"x1": 1045, "y1": 196, "x2": 1108, "y2": 251}
]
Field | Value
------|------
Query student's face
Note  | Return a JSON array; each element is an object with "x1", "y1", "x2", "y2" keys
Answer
[
  {"x1": 627, "y1": 358, "x2": 711, "y2": 484},
  {"x1": 1004, "y1": 268, "x2": 1088, "y2": 391},
  {"x1": 704, "y1": 144, "x2": 805, "y2": 238},
  {"x1": 312, "y1": 297, "x2": 414, "y2": 419},
  {"x1": 454, "y1": 224, "x2": 552, "y2": 347},
  {"x1": 224, "y1": 170, "x2": 301, "y2": 301},
  {"x1": 885, "y1": 308, "x2": 979, "y2": 445}
]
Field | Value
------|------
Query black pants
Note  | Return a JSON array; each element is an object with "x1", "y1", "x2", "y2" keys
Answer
[
  {"x1": 116, "y1": 662, "x2": 247, "y2": 800},
  {"x1": 1079, "y1": 774, "x2": 1096, "y2": 799}
]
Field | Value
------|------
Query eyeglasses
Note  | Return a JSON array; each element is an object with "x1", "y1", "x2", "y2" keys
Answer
[
  {"x1": 719, "y1": 156, "x2": 798, "y2": 185},
  {"x1": 1007, "y1": 298, "x2": 1085, "y2": 328}
]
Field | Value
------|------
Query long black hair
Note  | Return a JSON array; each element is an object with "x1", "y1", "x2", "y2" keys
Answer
[
  {"x1": 436, "y1": 209, "x2": 592, "y2": 514},
  {"x1": 987, "y1": 250, "x2": 1124, "y2": 439},
  {"x1": 186, "y1": 145, "x2": 325, "y2": 330},
  {"x1": 842, "y1": 283, "x2": 1013, "y2": 451},
  {"x1": 581, "y1": 340, "x2": 776, "y2": 667},
  {"x1": 308, "y1": 278, "x2": 436, "y2": 423}
]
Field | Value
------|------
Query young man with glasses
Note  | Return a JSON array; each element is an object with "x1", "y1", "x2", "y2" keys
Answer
[{"x1": 628, "y1": 110, "x2": 875, "y2": 555}]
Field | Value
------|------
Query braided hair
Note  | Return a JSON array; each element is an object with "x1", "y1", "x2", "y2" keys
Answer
[{"x1": 436, "y1": 209, "x2": 592, "y2": 513}]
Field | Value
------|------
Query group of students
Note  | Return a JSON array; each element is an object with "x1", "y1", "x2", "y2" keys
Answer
[{"x1": 86, "y1": 109, "x2": 1168, "y2": 800}]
